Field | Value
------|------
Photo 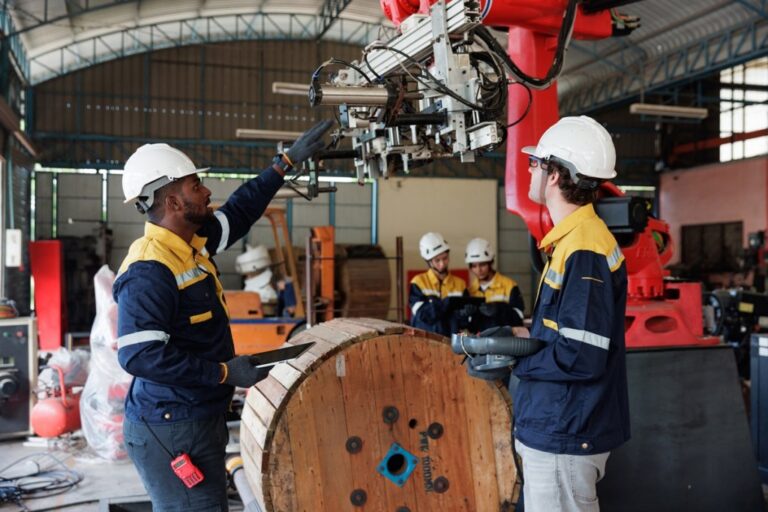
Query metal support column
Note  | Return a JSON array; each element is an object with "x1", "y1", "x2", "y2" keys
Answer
[{"x1": 370, "y1": 179, "x2": 378, "y2": 245}]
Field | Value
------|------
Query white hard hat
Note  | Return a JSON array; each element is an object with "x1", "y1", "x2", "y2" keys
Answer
[
  {"x1": 419, "y1": 232, "x2": 450, "y2": 261},
  {"x1": 122, "y1": 143, "x2": 208, "y2": 210},
  {"x1": 465, "y1": 238, "x2": 494, "y2": 264},
  {"x1": 235, "y1": 244, "x2": 272, "y2": 274},
  {"x1": 522, "y1": 116, "x2": 616, "y2": 181}
]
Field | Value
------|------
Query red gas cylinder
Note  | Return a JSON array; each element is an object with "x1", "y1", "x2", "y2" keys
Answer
[{"x1": 31, "y1": 366, "x2": 82, "y2": 438}]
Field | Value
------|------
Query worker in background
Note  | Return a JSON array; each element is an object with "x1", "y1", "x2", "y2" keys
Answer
[
  {"x1": 465, "y1": 237, "x2": 525, "y2": 332},
  {"x1": 114, "y1": 120, "x2": 332, "y2": 511},
  {"x1": 512, "y1": 116, "x2": 630, "y2": 512},
  {"x1": 235, "y1": 244, "x2": 278, "y2": 303},
  {"x1": 409, "y1": 232, "x2": 467, "y2": 336}
]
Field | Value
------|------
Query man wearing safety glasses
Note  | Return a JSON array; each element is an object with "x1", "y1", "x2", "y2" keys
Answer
[{"x1": 512, "y1": 116, "x2": 630, "y2": 512}]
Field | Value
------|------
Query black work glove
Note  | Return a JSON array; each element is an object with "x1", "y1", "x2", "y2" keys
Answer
[
  {"x1": 223, "y1": 356, "x2": 273, "y2": 388},
  {"x1": 457, "y1": 303, "x2": 478, "y2": 319},
  {"x1": 478, "y1": 302, "x2": 498, "y2": 318},
  {"x1": 286, "y1": 120, "x2": 334, "y2": 165}
]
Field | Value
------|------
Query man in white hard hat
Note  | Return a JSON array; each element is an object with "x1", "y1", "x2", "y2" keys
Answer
[
  {"x1": 114, "y1": 120, "x2": 332, "y2": 511},
  {"x1": 465, "y1": 237, "x2": 525, "y2": 332},
  {"x1": 512, "y1": 116, "x2": 630, "y2": 512},
  {"x1": 409, "y1": 232, "x2": 467, "y2": 335},
  {"x1": 235, "y1": 244, "x2": 278, "y2": 303}
]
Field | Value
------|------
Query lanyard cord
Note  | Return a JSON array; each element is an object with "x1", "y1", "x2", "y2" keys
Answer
[{"x1": 141, "y1": 416, "x2": 176, "y2": 458}]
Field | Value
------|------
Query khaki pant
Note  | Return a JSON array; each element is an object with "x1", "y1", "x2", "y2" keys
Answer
[{"x1": 516, "y1": 439, "x2": 610, "y2": 512}]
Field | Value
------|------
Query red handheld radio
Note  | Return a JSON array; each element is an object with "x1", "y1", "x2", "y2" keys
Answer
[
  {"x1": 171, "y1": 452, "x2": 205, "y2": 488},
  {"x1": 141, "y1": 416, "x2": 205, "y2": 489}
]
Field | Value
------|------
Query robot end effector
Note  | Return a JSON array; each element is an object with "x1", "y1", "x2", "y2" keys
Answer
[{"x1": 452, "y1": 326, "x2": 544, "y2": 381}]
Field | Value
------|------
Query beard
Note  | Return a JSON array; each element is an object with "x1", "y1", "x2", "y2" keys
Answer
[{"x1": 182, "y1": 200, "x2": 214, "y2": 226}]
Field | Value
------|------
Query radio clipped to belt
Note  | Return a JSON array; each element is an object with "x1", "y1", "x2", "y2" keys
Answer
[{"x1": 141, "y1": 417, "x2": 205, "y2": 488}]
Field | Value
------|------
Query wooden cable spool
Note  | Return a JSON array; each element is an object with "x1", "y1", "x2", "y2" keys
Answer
[
  {"x1": 335, "y1": 245, "x2": 391, "y2": 318},
  {"x1": 240, "y1": 318, "x2": 518, "y2": 511}
]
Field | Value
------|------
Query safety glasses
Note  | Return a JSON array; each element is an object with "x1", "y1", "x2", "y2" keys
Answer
[{"x1": 528, "y1": 155, "x2": 553, "y2": 172}]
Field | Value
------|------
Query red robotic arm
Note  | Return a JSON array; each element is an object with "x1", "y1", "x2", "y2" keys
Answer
[{"x1": 379, "y1": 0, "x2": 718, "y2": 347}]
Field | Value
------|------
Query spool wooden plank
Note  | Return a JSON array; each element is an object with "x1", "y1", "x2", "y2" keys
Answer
[
  {"x1": 241, "y1": 318, "x2": 517, "y2": 511},
  {"x1": 266, "y1": 414, "x2": 299, "y2": 512}
]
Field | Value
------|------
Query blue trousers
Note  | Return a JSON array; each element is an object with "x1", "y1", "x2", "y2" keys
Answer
[{"x1": 124, "y1": 415, "x2": 229, "y2": 512}]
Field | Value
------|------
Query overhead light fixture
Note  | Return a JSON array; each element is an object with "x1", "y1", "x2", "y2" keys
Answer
[
  {"x1": 629, "y1": 103, "x2": 708, "y2": 120},
  {"x1": 272, "y1": 82, "x2": 309, "y2": 96},
  {"x1": 235, "y1": 128, "x2": 303, "y2": 140}
]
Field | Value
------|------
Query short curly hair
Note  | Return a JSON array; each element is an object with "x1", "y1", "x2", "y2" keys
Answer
[{"x1": 547, "y1": 162, "x2": 600, "y2": 206}]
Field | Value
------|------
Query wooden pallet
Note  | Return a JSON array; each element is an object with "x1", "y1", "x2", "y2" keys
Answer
[{"x1": 241, "y1": 318, "x2": 518, "y2": 511}]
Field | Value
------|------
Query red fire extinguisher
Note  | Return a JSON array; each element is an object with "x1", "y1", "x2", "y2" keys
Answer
[{"x1": 31, "y1": 365, "x2": 82, "y2": 437}]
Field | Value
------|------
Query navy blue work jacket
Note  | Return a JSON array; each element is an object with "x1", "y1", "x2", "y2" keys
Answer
[
  {"x1": 513, "y1": 204, "x2": 631, "y2": 455},
  {"x1": 113, "y1": 168, "x2": 283, "y2": 424}
]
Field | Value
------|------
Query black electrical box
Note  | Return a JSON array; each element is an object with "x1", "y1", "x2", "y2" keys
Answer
[
  {"x1": 0, "y1": 318, "x2": 37, "y2": 439},
  {"x1": 751, "y1": 333, "x2": 768, "y2": 483}
]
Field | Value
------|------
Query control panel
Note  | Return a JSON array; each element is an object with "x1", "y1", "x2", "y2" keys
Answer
[{"x1": 0, "y1": 318, "x2": 37, "y2": 439}]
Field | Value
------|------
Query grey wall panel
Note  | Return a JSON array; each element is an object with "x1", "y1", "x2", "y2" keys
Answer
[
  {"x1": 108, "y1": 175, "x2": 144, "y2": 271},
  {"x1": 291, "y1": 196, "x2": 330, "y2": 238},
  {"x1": 333, "y1": 183, "x2": 373, "y2": 245},
  {"x1": 56, "y1": 174, "x2": 102, "y2": 237},
  {"x1": 35, "y1": 173, "x2": 53, "y2": 239},
  {"x1": 497, "y1": 186, "x2": 535, "y2": 314}
]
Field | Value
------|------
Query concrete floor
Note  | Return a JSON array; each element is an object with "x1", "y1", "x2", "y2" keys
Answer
[{"x1": 0, "y1": 436, "x2": 148, "y2": 511}]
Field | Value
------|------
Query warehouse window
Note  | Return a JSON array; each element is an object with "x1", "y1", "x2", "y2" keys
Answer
[{"x1": 720, "y1": 57, "x2": 768, "y2": 162}]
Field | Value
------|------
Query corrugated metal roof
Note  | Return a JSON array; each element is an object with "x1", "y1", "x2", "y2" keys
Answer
[{"x1": 4, "y1": 0, "x2": 765, "y2": 103}]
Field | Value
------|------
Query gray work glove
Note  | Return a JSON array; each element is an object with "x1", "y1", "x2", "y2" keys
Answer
[
  {"x1": 223, "y1": 356, "x2": 272, "y2": 388},
  {"x1": 285, "y1": 120, "x2": 334, "y2": 165}
]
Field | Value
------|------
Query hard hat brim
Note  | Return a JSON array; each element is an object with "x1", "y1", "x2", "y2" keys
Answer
[{"x1": 521, "y1": 145, "x2": 537, "y2": 155}]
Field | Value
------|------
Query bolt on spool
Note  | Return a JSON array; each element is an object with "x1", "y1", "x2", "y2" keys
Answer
[
  {"x1": 427, "y1": 422, "x2": 444, "y2": 439},
  {"x1": 382, "y1": 405, "x2": 400, "y2": 424},
  {"x1": 433, "y1": 476, "x2": 450, "y2": 493},
  {"x1": 346, "y1": 436, "x2": 363, "y2": 454},
  {"x1": 350, "y1": 489, "x2": 367, "y2": 506}
]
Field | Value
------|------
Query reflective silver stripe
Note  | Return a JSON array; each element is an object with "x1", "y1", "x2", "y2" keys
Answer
[
  {"x1": 412, "y1": 301, "x2": 424, "y2": 316},
  {"x1": 545, "y1": 268, "x2": 564, "y2": 286},
  {"x1": 118, "y1": 330, "x2": 170, "y2": 349},
  {"x1": 176, "y1": 267, "x2": 204, "y2": 287},
  {"x1": 513, "y1": 308, "x2": 524, "y2": 320},
  {"x1": 488, "y1": 294, "x2": 509, "y2": 302},
  {"x1": 560, "y1": 327, "x2": 610, "y2": 350},
  {"x1": 447, "y1": 291, "x2": 464, "y2": 297},
  {"x1": 421, "y1": 289, "x2": 440, "y2": 297},
  {"x1": 606, "y1": 245, "x2": 623, "y2": 270},
  {"x1": 200, "y1": 246, "x2": 209, "y2": 257},
  {"x1": 214, "y1": 210, "x2": 230, "y2": 255}
]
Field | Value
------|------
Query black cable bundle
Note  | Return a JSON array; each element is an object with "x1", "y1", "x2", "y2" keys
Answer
[{"x1": 0, "y1": 453, "x2": 84, "y2": 511}]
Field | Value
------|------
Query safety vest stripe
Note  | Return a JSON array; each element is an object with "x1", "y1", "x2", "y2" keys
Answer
[
  {"x1": 214, "y1": 211, "x2": 230, "y2": 255},
  {"x1": 420, "y1": 289, "x2": 440, "y2": 297},
  {"x1": 118, "y1": 330, "x2": 170, "y2": 349},
  {"x1": 176, "y1": 267, "x2": 206, "y2": 288},
  {"x1": 412, "y1": 301, "x2": 424, "y2": 316},
  {"x1": 446, "y1": 291, "x2": 464, "y2": 297},
  {"x1": 487, "y1": 294, "x2": 509, "y2": 303},
  {"x1": 606, "y1": 245, "x2": 623, "y2": 271},
  {"x1": 545, "y1": 268, "x2": 564, "y2": 288},
  {"x1": 560, "y1": 327, "x2": 610, "y2": 350}
]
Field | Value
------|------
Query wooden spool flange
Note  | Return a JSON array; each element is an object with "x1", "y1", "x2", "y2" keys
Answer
[{"x1": 240, "y1": 318, "x2": 518, "y2": 511}]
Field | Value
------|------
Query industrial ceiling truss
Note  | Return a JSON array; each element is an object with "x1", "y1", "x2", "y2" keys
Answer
[{"x1": 562, "y1": 16, "x2": 768, "y2": 115}]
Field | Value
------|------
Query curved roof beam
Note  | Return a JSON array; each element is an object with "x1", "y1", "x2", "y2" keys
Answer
[
  {"x1": 317, "y1": 0, "x2": 354, "y2": 40},
  {"x1": 29, "y1": 12, "x2": 390, "y2": 85},
  {"x1": 4, "y1": 0, "x2": 138, "y2": 37},
  {"x1": 560, "y1": 17, "x2": 768, "y2": 115}
]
